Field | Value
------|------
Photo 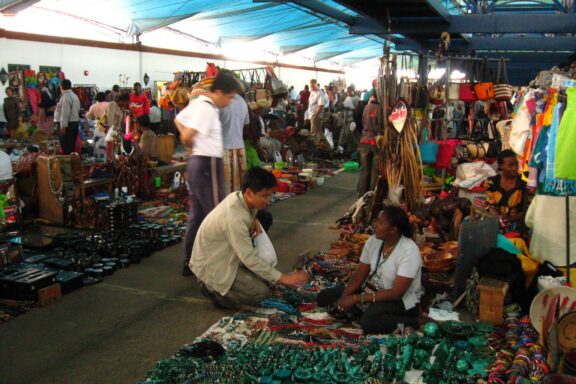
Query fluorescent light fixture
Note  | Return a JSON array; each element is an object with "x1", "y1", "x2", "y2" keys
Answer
[
  {"x1": 450, "y1": 70, "x2": 466, "y2": 80},
  {"x1": 428, "y1": 68, "x2": 446, "y2": 80}
]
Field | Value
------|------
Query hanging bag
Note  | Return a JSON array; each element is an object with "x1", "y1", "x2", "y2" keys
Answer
[
  {"x1": 254, "y1": 70, "x2": 272, "y2": 109},
  {"x1": 265, "y1": 66, "x2": 288, "y2": 97},
  {"x1": 448, "y1": 83, "x2": 461, "y2": 101},
  {"x1": 435, "y1": 139, "x2": 461, "y2": 169},
  {"x1": 429, "y1": 85, "x2": 446, "y2": 105},
  {"x1": 459, "y1": 60, "x2": 477, "y2": 103},
  {"x1": 418, "y1": 119, "x2": 439, "y2": 164},
  {"x1": 494, "y1": 58, "x2": 512, "y2": 101},
  {"x1": 398, "y1": 56, "x2": 412, "y2": 102},
  {"x1": 474, "y1": 59, "x2": 495, "y2": 101}
]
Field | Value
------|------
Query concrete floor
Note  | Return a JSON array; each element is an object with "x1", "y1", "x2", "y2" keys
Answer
[{"x1": 0, "y1": 172, "x2": 357, "y2": 384}]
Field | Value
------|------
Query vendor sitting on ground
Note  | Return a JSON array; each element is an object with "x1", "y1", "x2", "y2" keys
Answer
[
  {"x1": 483, "y1": 149, "x2": 528, "y2": 234},
  {"x1": 317, "y1": 206, "x2": 422, "y2": 334},
  {"x1": 191, "y1": 167, "x2": 309, "y2": 309}
]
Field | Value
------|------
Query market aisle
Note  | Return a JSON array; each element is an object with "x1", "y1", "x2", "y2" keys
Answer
[{"x1": 0, "y1": 172, "x2": 357, "y2": 384}]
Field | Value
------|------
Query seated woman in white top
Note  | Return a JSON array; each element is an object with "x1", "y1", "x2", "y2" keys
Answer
[{"x1": 317, "y1": 206, "x2": 422, "y2": 334}]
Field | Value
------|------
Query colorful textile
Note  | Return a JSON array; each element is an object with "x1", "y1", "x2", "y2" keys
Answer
[
  {"x1": 483, "y1": 175, "x2": 527, "y2": 217},
  {"x1": 223, "y1": 148, "x2": 247, "y2": 195},
  {"x1": 244, "y1": 140, "x2": 260, "y2": 170},
  {"x1": 509, "y1": 91, "x2": 535, "y2": 155},
  {"x1": 555, "y1": 88, "x2": 576, "y2": 180}
]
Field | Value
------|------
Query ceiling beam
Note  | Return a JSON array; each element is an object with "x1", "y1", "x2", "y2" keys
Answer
[
  {"x1": 469, "y1": 37, "x2": 576, "y2": 51},
  {"x1": 475, "y1": 51, "x2": 572, "y2": 62},
  {"x1": 394, "y1": 36, "x2": 576, "y2": 52},
  {"x1": 424, "y1": 0, "x2": 451, "y2": 21},
  {"x1": 255, "y1": 0, "x2": 422, "y2": 50},
  {"x1": 351, "y1": 13, "x2": 576, "y2": 34}
]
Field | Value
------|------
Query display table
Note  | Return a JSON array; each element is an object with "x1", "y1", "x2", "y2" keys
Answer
[
  {"x1": 81, "y1": 177, "x2": 115, "y2": 199},
  {"x1": 147, "y1": 162, "x2": 187, "y2": 195},
  {"x1": 150, "y1": 162, "x2": 186, "y2": 176},
  {"x1": 38, "y1": 156, "x2": 115, "y2": 224}
]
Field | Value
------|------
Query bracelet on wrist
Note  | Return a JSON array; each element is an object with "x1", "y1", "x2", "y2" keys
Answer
[{"x1": 372, "y1": 292, "x2": 376, "y2": 303}]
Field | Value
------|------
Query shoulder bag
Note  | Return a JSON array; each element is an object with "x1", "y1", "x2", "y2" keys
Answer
[
  {"x1": 494, "y1": 58, "x2": 512, "y2": 102},
  {"x1": 474, "y1": 59, "x2": 495, "y2": 101},
  {"x1": 460, "y1": 60, "x2": 477, "y2": 104},
  {"x1": 418, "y1": 119, "x2": 439, "y2": 164}
]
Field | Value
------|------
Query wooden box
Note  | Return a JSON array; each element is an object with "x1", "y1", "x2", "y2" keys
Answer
[
  {"x1": 157, "y1": 134, "x2": 176, "y2": 164},
  {"x1": 478, "y1": 277, "x2": 509, "y2": 326},
  {"x1": 37, "y1": 283, "x2": 62, "y2": 307}
]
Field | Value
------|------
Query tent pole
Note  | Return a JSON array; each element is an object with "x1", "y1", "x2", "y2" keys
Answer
[{"x1": 567, "y1": 194, "x2": 571, "y2": 284}]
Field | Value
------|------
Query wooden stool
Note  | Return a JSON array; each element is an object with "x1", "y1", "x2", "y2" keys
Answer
[{"x1": 478, "y1": 277, "x2": 509, "y2": 326}]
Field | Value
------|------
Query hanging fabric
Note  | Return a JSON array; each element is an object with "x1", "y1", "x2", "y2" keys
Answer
[
  {"x1": 555, "y1": 88, "x2": 576, "y2": 179},
  {"x1": 509, "y1": 90, "x2": 536, "y2": 155}
]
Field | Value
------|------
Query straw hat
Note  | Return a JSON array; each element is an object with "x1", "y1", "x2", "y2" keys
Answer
[
  {"x1": 171, "y1": 87, "x2": 190, "y2": 110},
  {"x1": 189, "y1": 82, "x2": 208, "y2": 100},
  {"x1": 530, "y1": 286, "x2": 576, "y2": 333},
  {"x1": 201, "y1": 77, "x2": 215, "y2": 92}
]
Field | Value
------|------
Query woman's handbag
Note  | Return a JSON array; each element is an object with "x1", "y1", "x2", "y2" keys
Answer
[
  {"x1": 474, "y1": 59, "x2": 495, "y2": 101},
  {"x1": 494, "y1": 58, "x2": 512, "y2": 101},
  {"x1": 460, "y1": 84, "x2": 476, "y2": 103},
  {"x1": 419, "y1": 120, "x2": 439, "y2": 164},
  {"x1": 448, "y1": 83, "x2": 461, "y2": 101},
  {"x1": 265, "y1": 66, "x2": 288, "y2": 97},
  {"x1": 256, "y1": 89, "x2": 272, "y2": 108},
  {"x1": 474, "y1": 82, "x2": 494, "y2": 101},
  {"x1": 460, "y1": 60, "x2": 477, "y2": 103},
  {"x1": 435, "y1": 139, "x2": 460, "y2": 169},
  {"x1": 429, "y1": 85, "x2": 445, "y2": 105}
]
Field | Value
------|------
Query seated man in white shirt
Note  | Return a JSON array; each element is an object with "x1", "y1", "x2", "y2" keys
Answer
[{"x1": 192, "y1": 167, "x2": 309, "y2": 309}]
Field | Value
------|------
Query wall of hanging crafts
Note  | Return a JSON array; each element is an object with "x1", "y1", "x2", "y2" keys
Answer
[
  {"x1": 377, "y1": 52, "x2": 423, "y2": 211},
  {"x1": 234, "y1": 68, "x2": 272, "y2": 111},
  {"x1": 264, "y1": 66, "x2": 288, "y2": 108},
  {"x1": 414, "y1": 57, "x2": 512, "y2": 171},
  {"x1": 452, "y1": 58, "x2": 509, "y2": 164}
]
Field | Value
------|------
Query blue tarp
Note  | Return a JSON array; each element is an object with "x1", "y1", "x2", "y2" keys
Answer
[{"x1": 36, "y1": 0, "x2": 387, "y2": 63}]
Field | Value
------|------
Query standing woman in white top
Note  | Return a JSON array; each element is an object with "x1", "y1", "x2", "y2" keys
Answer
[
  {"x1": 174, "y1": 71, "x2": 242, "y2": 276},
  {"x1": 317, "y1": 206, "x2": 422, "y2": 333}
]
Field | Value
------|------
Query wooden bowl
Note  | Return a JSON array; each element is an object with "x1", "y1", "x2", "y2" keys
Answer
[
  {"x1": 420, "y1": 247, "x2": 435, "y2": 256},
  {"x1": 439, "y1": 245, "x2": 459, "y2": 257},
  {"x1": 440, "y1": 241, "x2": 459, "y2": 248},
  {"x1": 423, "y1": 251, "x2": 456, "y2": 272}
]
